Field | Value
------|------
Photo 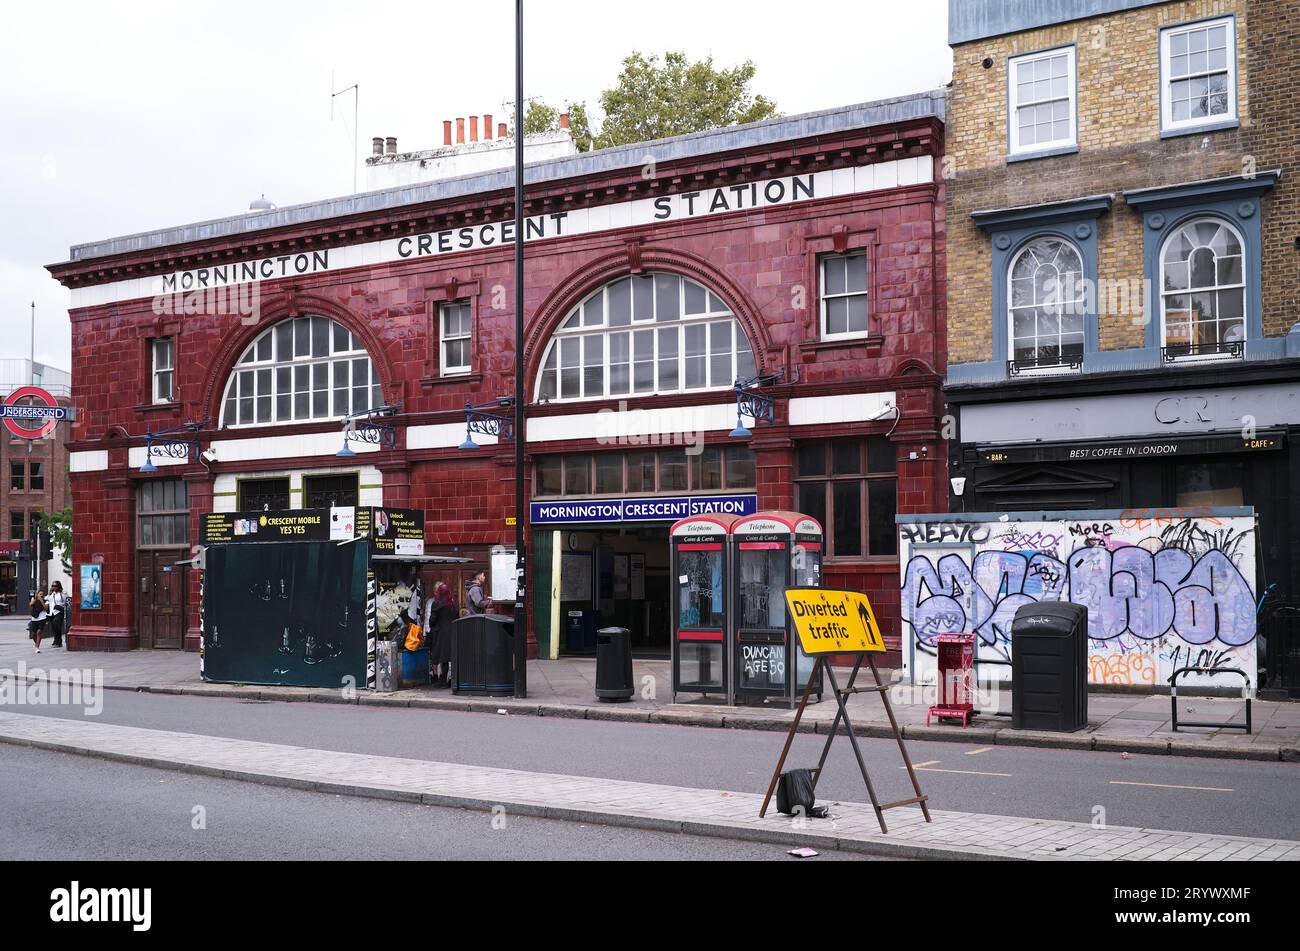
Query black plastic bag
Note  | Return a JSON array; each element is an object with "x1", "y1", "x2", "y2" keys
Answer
[{"x1": 775, "y1": 768, "x2": 817, "y2": 816}]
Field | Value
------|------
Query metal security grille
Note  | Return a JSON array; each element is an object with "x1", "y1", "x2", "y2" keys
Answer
[
  {"x1": 238, "y1": 477, "x2": 291, "y2": 512},
  {"x1": 303, "y1": 474, "x2": 358, "y2": 509}
]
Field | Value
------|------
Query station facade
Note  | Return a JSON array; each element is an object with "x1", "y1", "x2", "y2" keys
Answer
[{"x1": 49, "y1": 93, "x2": 948, "y2": 664}]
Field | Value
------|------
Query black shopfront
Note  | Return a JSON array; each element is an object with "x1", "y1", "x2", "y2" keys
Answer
[{"x1": 947, "y1": 363, "x2": 1300, "y2": 697}]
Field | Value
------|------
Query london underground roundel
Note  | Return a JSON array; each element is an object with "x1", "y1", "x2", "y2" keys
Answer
[{"x1": 1, "y1": 386, "x2": 67, "y2": 439}]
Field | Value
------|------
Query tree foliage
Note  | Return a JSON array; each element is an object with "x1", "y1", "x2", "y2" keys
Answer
[
  {"x1": 516, "y1": 51, "x2": 777, "y2": 153},
  {"x1": 594, "y1": 51, "x2": 778, "y2": 149},
  {"x1": 37, "y1": 507, "x2": 72, "y2": 573}
]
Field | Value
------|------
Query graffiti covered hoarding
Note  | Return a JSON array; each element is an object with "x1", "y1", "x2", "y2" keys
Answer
[{"x1": 898, "y1": 508, "x2": 1257, "y2": 690}]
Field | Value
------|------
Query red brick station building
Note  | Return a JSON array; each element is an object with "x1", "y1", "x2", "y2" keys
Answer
[{"x1": 48, "y1": 92, "x2": 947, "y2": 663}]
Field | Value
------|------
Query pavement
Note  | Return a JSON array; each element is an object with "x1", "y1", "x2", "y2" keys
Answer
[
  {"x1": 1, "y1": 743, "x2": 868, "y2": 861},
  {"x1": 0, "y1": 708, "x2": 1295, "y2": 861},
  {"x1": 5, "y1": 618, "x2": 1298, "y2": 762}
]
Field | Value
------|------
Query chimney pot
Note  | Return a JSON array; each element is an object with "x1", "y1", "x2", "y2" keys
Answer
[
  {"x1": 498, "y1": 122, "x2": 508, "y2": 139},
  {"x1": 443, "y1": 120, "x2": 453, "y2": 147},
  {"x1": 484, "y1": 114, "x2": 493, "y2": 139},
  {"x1": 469, "y1": 116, "x2": 479, "y2": 142},
  {"x1": 456, "y1": 118, "x2": 465, "y2": 145},
  {"x1": 559, "y1": 112, "x2": 571, "y2": 130},
  {"x1": 385, "y1": 136, "x2": 397, "y2": 155},
  {"x1": 371, "y1": 137, "x2": 384, "y2": 157}
]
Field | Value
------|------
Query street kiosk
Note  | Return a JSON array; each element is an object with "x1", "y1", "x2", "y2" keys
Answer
[
  {"x1": 732, "y1": 511, "x2": 824, "y2": 707},
  {"x1": 199, "y1": 506, "x2": 466, "y2": 690},
  {"x1": 669, "y1": 514, "x2": 740, "y2": 704}
]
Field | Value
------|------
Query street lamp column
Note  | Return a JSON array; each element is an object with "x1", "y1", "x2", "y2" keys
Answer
[{"x1": 512, "y1": 0, "x2": 528, "y2": 698}]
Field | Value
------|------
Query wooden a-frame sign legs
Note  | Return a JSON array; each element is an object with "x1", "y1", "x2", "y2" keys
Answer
[{"x1": 759, "y1": 653, "x2": 932, "y2": 834}]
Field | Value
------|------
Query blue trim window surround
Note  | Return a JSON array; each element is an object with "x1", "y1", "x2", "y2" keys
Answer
[
  {"x1": 1124, "y1": 171, "x2": 1279, "y2": 363},
  {"x1": 965, "y1": 195, "x2": 1112, "y2": 381}
]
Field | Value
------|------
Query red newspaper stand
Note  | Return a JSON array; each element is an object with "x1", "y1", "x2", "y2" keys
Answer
[
  {"x1": 670, "y1": 514, "x2": 740, "y2": 704},
  {"x1": 928, "y1": 634, "x2": 977, "y2": 726}
]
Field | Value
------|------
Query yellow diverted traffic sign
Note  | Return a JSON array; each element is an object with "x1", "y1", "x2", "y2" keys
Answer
[{"x1": 784, "y1": 587, "x2": 886, "y2": 654}]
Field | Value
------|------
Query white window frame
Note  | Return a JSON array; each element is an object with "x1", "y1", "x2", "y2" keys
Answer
[
  {"x1": 534, "y1": 272, "x2": 755, "y2": 403},
  {"x1": 1158, "y1": 216, "x2": 1247, "y2": 361},
  {"x1": 1007, "y1": 46, "x2": 1078, "y2": 157},
  {"x1": 1006, "y1": 236, "x2": 1087, "y2": 375},
  {"x1": 218, "y1": 316, "x2": 380, "y2": 428},
  {"x1": 151, "y1": 338, "x2": 175, "y2": 404},
  {"x1": 1160, "y1": 16, "x2": 1237, "y2": 135},
  {"x1": 819, "y1": 251, "x2": 871, "y2": 341},
  {"x1": 439, "y1": 300, "x2": 473, "y2": 376}
]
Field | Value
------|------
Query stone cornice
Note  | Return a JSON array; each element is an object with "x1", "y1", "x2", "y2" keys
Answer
[{"x1": 48, "y1": 118, "x2": 943, "y2": 291}]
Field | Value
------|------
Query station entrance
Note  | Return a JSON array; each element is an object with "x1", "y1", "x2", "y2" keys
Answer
[{"x1": 531, "y1": 522, "x2": 671, "y2": 658}]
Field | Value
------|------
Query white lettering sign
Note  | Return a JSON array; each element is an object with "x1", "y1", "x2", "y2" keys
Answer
[{"x1": 71, "y1": 159, "x2": 932, "y2": 309}]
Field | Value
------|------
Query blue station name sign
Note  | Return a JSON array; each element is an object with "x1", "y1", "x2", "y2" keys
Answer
[{"x1": 530, "y1": 494, "x2": 758, "y2": 525}]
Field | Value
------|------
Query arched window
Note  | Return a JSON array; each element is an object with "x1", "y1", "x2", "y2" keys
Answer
[
  {"x1": 219, "y1": 315, "x2": 381, "y2": 427},
  {"x1": 1008, "y1": 236, "x2": 1086, "y2": 368},
  {"x1": 1160, "y1": 218, "x2": 1245, "y2": 355},
  {"x1": 536, "y1": 272, "x2": 756, "y2": 402}
]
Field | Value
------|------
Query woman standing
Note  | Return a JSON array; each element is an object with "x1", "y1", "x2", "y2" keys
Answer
[
  {"x1": 28, "y1": 588, "x2": 49, "y2": 654},
  {"x1": 423, "y1": 582, "x2": 457, "y2": 687},
  {"x1": 47, "y1": 581, "x2": 67, "y2": 648}
]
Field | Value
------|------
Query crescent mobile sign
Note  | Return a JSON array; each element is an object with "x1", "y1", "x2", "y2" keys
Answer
[{"x1": 1, "y1": 386, "x2": 69, "y2": 439}]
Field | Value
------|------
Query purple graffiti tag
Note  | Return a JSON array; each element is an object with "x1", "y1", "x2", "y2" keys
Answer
[
  {"x1": 1164, "y1": 549, "x2": 1256, "y2": 646},
  {"x1": 1068, "y1": 545, "x2": 1176, "y2": 643}
]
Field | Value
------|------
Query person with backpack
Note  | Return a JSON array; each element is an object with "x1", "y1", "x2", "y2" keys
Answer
[{"x1": 28, "y1": 588, "x2": 49, "y2": 653}]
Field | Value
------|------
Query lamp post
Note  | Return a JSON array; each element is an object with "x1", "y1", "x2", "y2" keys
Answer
[{"x1": 512, "y1": 0, "x2": 528, "y2": 698}]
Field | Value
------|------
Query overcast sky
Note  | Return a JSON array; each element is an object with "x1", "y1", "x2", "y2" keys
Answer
[{"x1": 0, "y1": 0, "x2": 951, "y2": 372}]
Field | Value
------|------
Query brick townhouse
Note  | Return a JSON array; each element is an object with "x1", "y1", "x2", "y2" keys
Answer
[
  {"x1": 938, "y1": 0, "x2": 1299, "y2": 694},
  {"x1": 47, "y1": 92, "x2": 948, "y2": 668}
]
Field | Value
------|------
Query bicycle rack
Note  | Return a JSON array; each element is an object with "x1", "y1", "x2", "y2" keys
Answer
[{"x1": 1169, "y1": 666, "x2": 1252, "y2": 734}]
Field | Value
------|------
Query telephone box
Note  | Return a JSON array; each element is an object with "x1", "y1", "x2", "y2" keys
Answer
[
  {"x1": 670, "y1": 514, "x2": 739, "y2": 703},
  {"x1": 732, "y1": 511, "x2": 824, "y2": 707}
]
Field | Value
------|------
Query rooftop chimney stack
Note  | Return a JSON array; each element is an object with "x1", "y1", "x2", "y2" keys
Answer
[{"x1": 366, "y1": 107, "x2": 576, "y2": 189}]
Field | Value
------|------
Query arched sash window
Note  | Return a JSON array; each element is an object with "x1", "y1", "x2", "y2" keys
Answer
[
  {"x1": 219, "y1": 316, "x2": 381, "y2": 427},
  {"x1": 1008, "y1": 236, "x2": 1086, "y2": 368},
  {"x1": 536, "y1": 272, "x2": 756, "y2": 402},
  {"x1": 1160, "y1": 218, "x2": 1245, "y2": 356}
]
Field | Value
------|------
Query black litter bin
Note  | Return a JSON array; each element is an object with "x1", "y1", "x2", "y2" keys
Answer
[
  {"x1": 1011, "y1": 601, "x2": 1088, "y2": 732},
  {"x1": 451, "y1": 613, "x2": 515, "y2": 697},
  {"x1": 595, "y1": 627, "x2": 634, "y2": 702}
]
